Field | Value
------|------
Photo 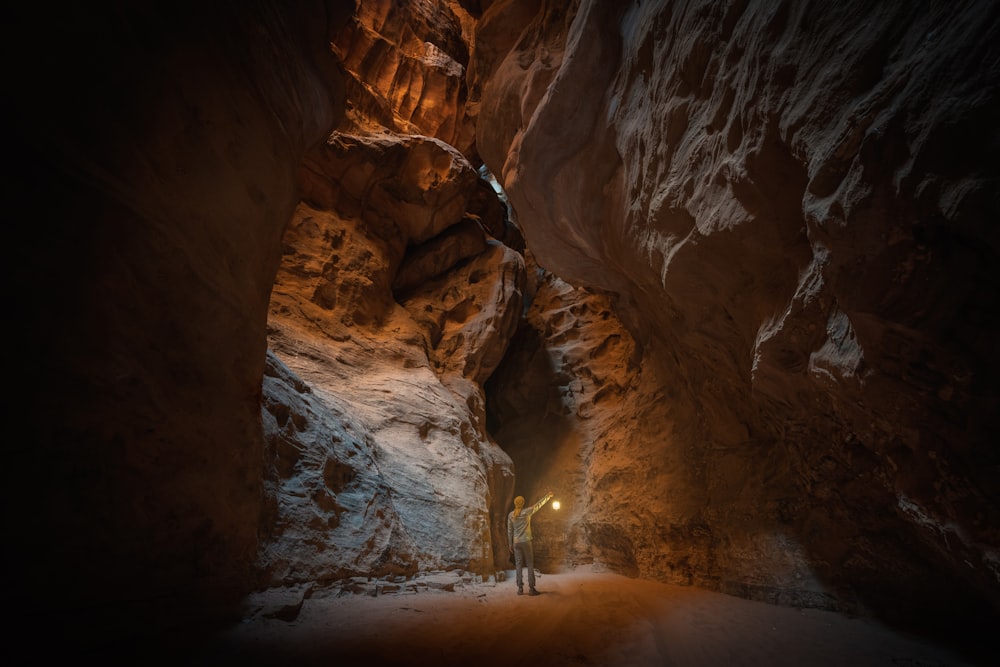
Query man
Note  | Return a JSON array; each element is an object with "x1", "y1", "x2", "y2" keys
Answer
[{"x1": 507, "y1": 490, "x2": 554, "y2": 596}]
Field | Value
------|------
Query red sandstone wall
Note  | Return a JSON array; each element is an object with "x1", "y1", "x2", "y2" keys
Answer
[{"x1": 476, "y1": 0, "x2": 1000, "y2": 626}]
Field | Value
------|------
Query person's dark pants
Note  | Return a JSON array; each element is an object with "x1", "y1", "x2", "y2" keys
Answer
[{"x1": 513, "y1": 541, "x2": 535, "y2": 590}]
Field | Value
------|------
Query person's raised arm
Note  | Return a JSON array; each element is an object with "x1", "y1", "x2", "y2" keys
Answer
[{"x1": 531, "y1": 490, "x2": 555, "y2": 514}]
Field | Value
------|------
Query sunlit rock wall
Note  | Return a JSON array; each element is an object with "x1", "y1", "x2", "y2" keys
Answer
[
  {"x1": 333, "y1": 0, "x2": 477, "y2": 154},
  {"x1": 260, "y1": 0, "x2": 525, "y2": 583},
  {"x1": 476, "y1": 0, "x2": 1000, "y2": 629}
]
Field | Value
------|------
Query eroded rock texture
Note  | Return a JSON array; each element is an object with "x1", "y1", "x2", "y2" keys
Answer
[
  {"x1": 333, "y1": 0, "x2": 477, "y2": 153},
  {"x1": 11, "y1": 0, "x2": 1000, "y2": 658},
  {"x1": 259, "y1": 0, "x2": 525, "y2": 586},
  {"x1": 476, "y1": 0, "x2": 1000, "y2": 636}
]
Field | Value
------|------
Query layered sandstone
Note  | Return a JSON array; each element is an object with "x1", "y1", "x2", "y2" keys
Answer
[
  {"x1": 333, "y1": 0, "x2": 477, "y2": 153},
  {"x1": 11, "y1": 0, "x2": 999, "y2": 658},
  {"x1": 476, "y1": 0, "x2": 1000, "y2": 631},
  {"x1": 259, "y1": 1, "x2": 526, "y2": 585}
]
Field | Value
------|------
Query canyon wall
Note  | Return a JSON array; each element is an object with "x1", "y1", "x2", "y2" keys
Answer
[
  {"x1": 10, "y1": 0, "x2": 999, "y2": 656},
  {"x1": 258, "y1": 0, "x2": 526, "y2": 586},
  {"x1": 476, "y1": 0, "x2": 999, "y2": 634},
  {"x1": 8, "y1": 0, "x2": 352, "y2": 648}
]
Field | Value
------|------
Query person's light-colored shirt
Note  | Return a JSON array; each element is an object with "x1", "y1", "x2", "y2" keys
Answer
[{"x1": 507, "y1": 493, "x2": 553, "y2": 544}]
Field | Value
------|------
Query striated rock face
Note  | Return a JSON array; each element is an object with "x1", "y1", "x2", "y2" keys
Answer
[
  {"x1": 13, "y1": 0, "x2": 999, "y2": 657},
  {"x1": 260, "y1": 349, "x2": 419, "y2": 582},
  {"x1": 259, "y1": 1, "x2": 526, "y2": 585},
  {"x1": 476, "y1": 0, "x2": 1000, "y2": 634},
  {"x1": 488, "y1": 261, "x2": 841, "y2": 607},
  {"x1": 333, "y1": 0, "x2": 477, "y2": 154},
  {"x1": 263, "y1": 178, "x2": 524, "y2": 580}
]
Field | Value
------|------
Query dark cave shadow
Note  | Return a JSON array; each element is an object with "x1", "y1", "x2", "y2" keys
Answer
[{"x1": 785, "y1": 510, "x2": 999, "y2": 667}]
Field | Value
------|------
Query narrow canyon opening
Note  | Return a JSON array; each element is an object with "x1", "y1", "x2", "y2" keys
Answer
[{"x1": 9, "y1": 1, "x2": 999, "y2": 665}]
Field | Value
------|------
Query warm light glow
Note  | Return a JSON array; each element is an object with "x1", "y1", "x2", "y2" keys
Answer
[{"x1": 552, "y1": 501, "x2": 561, "y2": 510}]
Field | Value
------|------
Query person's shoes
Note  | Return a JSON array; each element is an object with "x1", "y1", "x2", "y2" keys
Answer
[
  {"x1": 529, "y1": 588, "x2": 540, "y2": 596},
  {"x1": 517, "y1": 587, "x2": 523, "y2": 595}
]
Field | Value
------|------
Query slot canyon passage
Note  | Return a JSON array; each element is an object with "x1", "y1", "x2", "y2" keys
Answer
[{"x1": 7, "y1": 0, "x2": 999, "y2": 665}]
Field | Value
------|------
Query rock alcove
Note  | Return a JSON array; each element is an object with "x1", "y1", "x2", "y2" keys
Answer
[{"x1": 8, "y1": 0, "x2": 999, "y2": 661}]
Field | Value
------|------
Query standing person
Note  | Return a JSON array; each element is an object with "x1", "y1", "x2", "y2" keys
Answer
[{"x1": 507, "y1": 490, "x2": 554, "y2": 596}]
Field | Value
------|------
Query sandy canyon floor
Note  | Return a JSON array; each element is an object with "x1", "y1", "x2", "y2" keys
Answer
[{"x1": 188, "y1": 566, "x2": 980, "y2": 667}]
